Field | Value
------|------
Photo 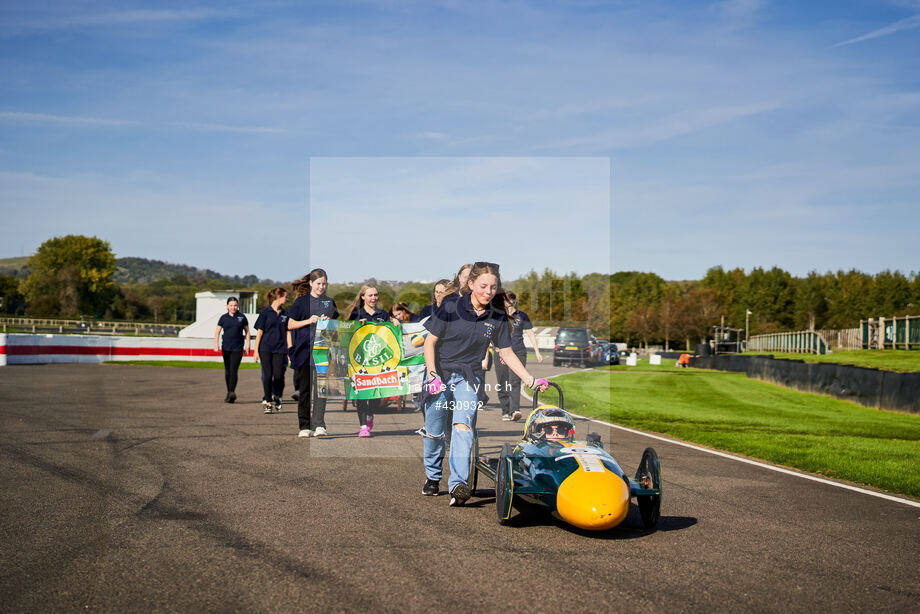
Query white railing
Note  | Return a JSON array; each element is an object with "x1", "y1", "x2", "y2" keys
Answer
[
  {"x1": 746, "y1": 330, "x2": 829, "y2": 354},
  {"x1": 816, "y1": 328, "x2": 861, "y2": 351}
]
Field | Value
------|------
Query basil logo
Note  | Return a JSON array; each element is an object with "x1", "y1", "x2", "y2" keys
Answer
[{"x1": 353, "y1": 333, "x2": 394, "y2": 367}]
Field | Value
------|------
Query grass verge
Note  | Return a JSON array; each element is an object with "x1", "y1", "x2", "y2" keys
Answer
[
  {"x1": 548, "y1": 363, "x2": 920, "y2": 498},
  {"x1": 742, "y1": 349, "x2": 920, "y2": 373}
]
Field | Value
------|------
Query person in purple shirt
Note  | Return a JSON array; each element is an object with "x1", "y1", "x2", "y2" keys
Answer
[
  {"x1": 214, "y1": 296, "x2": 250, "y2": 403},
  {"x1": 286, "y1": 268, "x2": 338, "y2": 438},
  {"x1": 345, "y1": 284, "x2": 399, "y2": 437}
]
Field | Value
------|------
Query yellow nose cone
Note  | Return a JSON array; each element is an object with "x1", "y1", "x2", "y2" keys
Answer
[{"x1": 556, "y1": 469, "x2": 630, "y2": 531}]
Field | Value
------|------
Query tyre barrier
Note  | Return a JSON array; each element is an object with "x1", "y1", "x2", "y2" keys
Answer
[{"x1": 689, "y1": 355, "x2": 920, "y2": 414}]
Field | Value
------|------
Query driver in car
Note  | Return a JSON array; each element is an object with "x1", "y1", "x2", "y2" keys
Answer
[{"x1": 526, "y1": 408, "x2": 576, "y2": 442}]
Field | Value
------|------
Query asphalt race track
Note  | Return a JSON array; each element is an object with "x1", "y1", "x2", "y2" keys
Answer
[{"x1": 1, "y1": 362, "x2": 918, "y2": 613}]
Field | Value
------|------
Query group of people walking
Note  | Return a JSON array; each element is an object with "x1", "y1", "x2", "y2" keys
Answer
[{"x1": 214, "y1": 261, "x2": 549, "y2": 506}]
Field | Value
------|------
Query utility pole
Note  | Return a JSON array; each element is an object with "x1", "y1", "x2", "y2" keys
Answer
[{"x1": 745, "y1": 309, "x2": 752, "y2": 345}]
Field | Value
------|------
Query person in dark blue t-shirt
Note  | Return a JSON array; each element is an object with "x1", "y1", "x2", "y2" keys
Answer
[
  {"x1": 493, "y1": 291, "x2": 544, "y2": 422},
  {"x1": 391, "y1": 301, "x2": 419, "y2": 324},
  {"x1": 214, "y1": 296, "x2": 250, "y2": 403},
  {"x1": 286, "y1": 268, "x2": 338, "y2": 438},
  {"x1": 437, "y1": 263, "x2": 471, "y2": 307},
  {"x1": 345, "y1": 284, "x2": 399, "y2": 437},
  {"x1": 420, "y1": 262, "x2": 548, "y2": 505},
  {"x1": 418, "y1": 278, "x2": 450, "y2": 322},
  {"x1": 253, "y1": 287, "x2": 289, "y2": 414}
]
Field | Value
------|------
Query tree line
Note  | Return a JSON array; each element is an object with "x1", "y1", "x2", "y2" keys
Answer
[
  {"x1": 2, "y1": 237, "x2": 917, "y2": 350},
  {"x1": 510, "y1": 267, "x2": 920, "y2": 349}
]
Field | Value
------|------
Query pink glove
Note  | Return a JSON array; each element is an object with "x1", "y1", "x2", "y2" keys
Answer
[
  {"x1": 427, "y1": 375, "x2": 446, "y2": 395},
  {"x1": 531, "y1": 378, "x2": 549, "y2": 391}
]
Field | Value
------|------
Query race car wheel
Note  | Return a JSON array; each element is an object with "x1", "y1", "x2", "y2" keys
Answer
[
  {"x1": 496, "y1": 443, "x2": 514, "y2": 525},
  {"x1": 636, "y1": 447, "x2": 661, "y2": 530}
]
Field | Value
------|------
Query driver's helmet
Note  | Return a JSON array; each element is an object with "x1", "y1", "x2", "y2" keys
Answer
[{"x1": 525, "y1": 407, "x2": 575, "y2": 441}]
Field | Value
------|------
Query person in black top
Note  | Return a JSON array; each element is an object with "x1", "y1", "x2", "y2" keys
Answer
[
  {"x1": 493, "y1": 291, "x2": 543, "y2": 422},
  {"x1": 253, "y1": 287, "x2": 289, "y2": 414},
  {"x1": 345, "y1": 284, "x2": 399, "y2": 437},
  {"x1": 214, "y1": 296, "x2": 250, "y2": 403},
  {"x1": 418, "y1": 278, "x2": 450, "y2": 321},
  {"x1": 287, "y1": 268, "x2": 339, "y2": 438},
  {"x1": 391, "y1": 301, "x2": 419, "y2": 323},
  {"x1": 438, "y1": 263, "x2": 471, "y2": 306},
  {"x1": 420, "y1": 262, "x2": 548, "y2": 505}
]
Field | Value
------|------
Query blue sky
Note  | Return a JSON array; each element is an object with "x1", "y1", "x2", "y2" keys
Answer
[{"x1": 1, "y1": 0, "x2": 918, "y2": 283}]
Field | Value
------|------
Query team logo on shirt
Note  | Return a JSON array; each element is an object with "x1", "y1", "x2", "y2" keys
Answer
[{"x1": 482, "y1": 321, "x2": 495, "y2": 338}]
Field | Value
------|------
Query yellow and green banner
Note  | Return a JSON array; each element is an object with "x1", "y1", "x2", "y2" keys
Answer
[{"x1": 313, "y1": 320, "x2": 427, "y2": 399}]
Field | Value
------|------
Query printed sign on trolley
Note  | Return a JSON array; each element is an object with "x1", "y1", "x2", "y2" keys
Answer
[{"x1": 312, "y1": 320, "x2": 426, "y2": 400}]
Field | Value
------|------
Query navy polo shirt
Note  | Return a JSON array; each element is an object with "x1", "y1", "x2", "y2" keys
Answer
[
  {"x1": 217, "y1": 313, "x2": 248, "y2": 351},
  {"x1": 419, "y1": 304, "x2": 435, "y2": 320},
  {"x1": 349, "y1": 306, "x2": 390, "y2": 323},
  {"x1": 424, "y1": 293, "x2": 512, "y2": 367},
  {"x1": 254, "y1": 306, "x2": 288, "y2": 354},
  {"x1": 288, "y1": 293, "x2": 339, "y2": 370},
  {"x1": 509, "y1": 310, "x2": 534, "y2": 355}
]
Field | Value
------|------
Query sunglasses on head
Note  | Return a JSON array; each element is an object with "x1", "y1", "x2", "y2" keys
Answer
[{"x1": 474, "y1": 261, "x2": 500, "y2": 271}]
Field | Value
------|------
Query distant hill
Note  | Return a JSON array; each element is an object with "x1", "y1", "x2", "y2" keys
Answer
[
  {"x1": 0, "y1": 256, "x2": 29, "y2": 279},
  {"x1": 0, "y1": 255, "x2": 277, "y2": 286},
  {"x1": 114, "y1": 257, "x2": 279, "y2": 286}
]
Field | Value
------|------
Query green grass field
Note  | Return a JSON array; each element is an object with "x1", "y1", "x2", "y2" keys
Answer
[
  {"x1": 106, "y1": 360, "x2": 260, "y2": 369},
  {"x1": 743, "y1": 350, "x2": 920, "y2": 373},
  {"x1": 548, "y1": 362, "x2": 920, "y2": 498}
]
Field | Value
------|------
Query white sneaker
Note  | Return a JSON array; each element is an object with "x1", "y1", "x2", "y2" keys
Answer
[
  {"x1": 263, "y1": 401, "x2": 273, "y2": 414},
  {"x1": 298, "y1": 429, "x2": 313, "y2": 438},
  {"x1": 313, "y1": 426, "x2": 328, "y2": 437}
]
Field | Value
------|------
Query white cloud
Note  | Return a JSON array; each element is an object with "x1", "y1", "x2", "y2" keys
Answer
[
  {"x1": 0, "y1": 111, "x2": 138, "y2": 127},
  {"x1": 1, "y1": 7, "x2": 237, "y2": 35},
  {"x1": 834, "y1": 14, "x2": 920, "y2": 47},
  {"x1": 165, "y1": 121, "x2": 287, "y2": 135}
]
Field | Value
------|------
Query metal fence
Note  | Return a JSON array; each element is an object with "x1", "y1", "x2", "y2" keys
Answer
[
  {"x1": 860, "y1": 315, "x2": 920, "y2": 350},
  {"x1": 0, "y1": 317, "x2": 185, "y2": 337},
  {"x1": 816, "y1": 328, "x2": 861, "y2": 351},
  {"x1": 746, "y1": 330, "x2": 829, "y2": 355}
]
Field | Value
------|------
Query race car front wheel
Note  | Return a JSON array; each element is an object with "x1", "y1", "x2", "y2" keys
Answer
[
  {"x1": 635, "y1": 447, "x2": 661, "y2": 530},
  {"x1": 496, "y1": 443, "x2": 514, "y2": 525}
]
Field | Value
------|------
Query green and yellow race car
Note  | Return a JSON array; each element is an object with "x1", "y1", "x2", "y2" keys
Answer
[{"x1": 474, "y1": 382, "x2": 662, "y2": 531}]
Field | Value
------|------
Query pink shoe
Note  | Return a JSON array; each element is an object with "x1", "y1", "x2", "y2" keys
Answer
[
  {"x1": 366, "y1": 416, "x2": 374, "y2": 431},
  {"x1": 358, "y1": 425, "x2": 371, "y2": 437}
]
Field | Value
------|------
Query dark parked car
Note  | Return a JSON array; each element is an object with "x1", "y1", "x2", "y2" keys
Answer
[{"x1": 553, "y1": 327, "x2": 593, "y2": 367}]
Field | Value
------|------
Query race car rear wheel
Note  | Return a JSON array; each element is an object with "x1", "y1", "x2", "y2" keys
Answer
[
  {"x1": 496, "y1": 443, "x2": 514, "y2": 525},
  {"x1": 635, "y1": 447, "x2": 661, "y2": 530}
]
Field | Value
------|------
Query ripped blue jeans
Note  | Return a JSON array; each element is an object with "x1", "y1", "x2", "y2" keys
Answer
[{"x1": 420, "y1": 372, "x2": 480, "y2": 489}]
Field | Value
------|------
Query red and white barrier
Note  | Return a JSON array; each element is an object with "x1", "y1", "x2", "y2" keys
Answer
[{"x1": 0, "y1": 333, "x2": 248, "y2": 365}]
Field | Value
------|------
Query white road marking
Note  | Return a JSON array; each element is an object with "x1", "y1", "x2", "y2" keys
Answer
[{"x1": 521, "y1": 374, "x2": 920, "y2": 510}]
